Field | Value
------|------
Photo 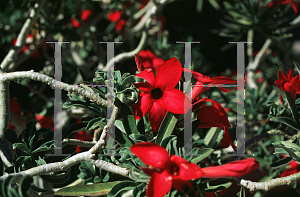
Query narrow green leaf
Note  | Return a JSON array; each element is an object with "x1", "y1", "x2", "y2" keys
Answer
[
  {"x1": 129, "y1": 134, "x2": 149, "y2": 143},
  {"x1": 18, "y1": 175, "x2": 34, "y2": 197},
  {"x1": 13, "y1": 143, "x2": 31, "y2": 155},
  {"x1": 269, "y1": 156, "x2": 293, "y2": 169},
  {"x1": 191, "y1": 148, "x2": 214, "y2": 164},
  {"x1": 122, "y1": 104, "x2": 139, "y2": 135},
  {"x1": 55, "y1": 181, "x2": 121, "y2": 196},
  {"x1": 277, "y1": 116, "x2": 300, "y2": 131},
  {"x1": 275, "y1": 145, "x2": 300, "y2": 162},
  {"x1": 155, "y1": 112, "x2": 178, "y2": 146},
  {"x1": 5, "y1": 129, "x2": 18, "y2": 144},
  {"x1": 107, "y1": 181, "x2": 139, "y2": 197},
  {"x1": 121, "y1": 76, "x2": 146, "y2": 89},
  {"x1": 285, "y1": 91, "x2": 300, "y2": 123},
  {"x1": 205, "y1": 181, "x2": 232, "y2": 192}
]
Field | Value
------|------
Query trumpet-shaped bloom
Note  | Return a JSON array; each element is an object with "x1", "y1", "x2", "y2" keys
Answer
[
  {"x1": 131, "y1": 57, "x2": 190, "y2": 132},
  {"x1": 130, "y1": 142, "x2": 259, "y2": 197},
  {"x1": 201, "y1": 158, "x2": 259, "y2": 178},
  {"x1": 130, "y1": 142, "x2": 203, "y2": 197}
]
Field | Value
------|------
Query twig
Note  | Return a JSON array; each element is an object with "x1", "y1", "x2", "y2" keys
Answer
[
  {"x1": 245, "y1": 129, "x2": 292, "y2": 149},
  {"x1": 240, "y1": 171, "x2": 300, "y2": 191},
  {"x1": 0, "y1": 71, "x2": 107, "y2": 107},
  {"x1": 103, "y1": 31, "x2": 147, "y2": 72},
  {"x1": 0, "y1": 0, "x2": 45, "y2": 71},
  {"x1": 246, "y1": 38, "x2": 272, "y2": 90},
  {"x1": 62, "y1": 139, "x2": 96, "y2": 148}
]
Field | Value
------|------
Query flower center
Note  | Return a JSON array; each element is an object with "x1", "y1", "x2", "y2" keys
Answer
[
  {"x1": 171, "y1": 165, "x2": 180, "y2": 176},
  {"x1": 151, "y1": 88, "x2": 163, "y2": 100}
]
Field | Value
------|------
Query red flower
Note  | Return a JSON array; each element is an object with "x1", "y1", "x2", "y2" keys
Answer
[
  {"x1": 135, "y1": 50, "x2": 165, "y2": 72},
  {"x1": 194, "y1": 98, "x2": 236, "y2": 151},
  {"x1": 107, "y1": 10, "x2": 126, "y2": 31},
  {"x1": 12, "y1": 34, "x2": 41, "y2": 59},
  {"x1": 131, "y1": 58, "x2": 190, "y2": 132},
  {"x1": 108, "y1": 10, "x2": 123, "y2": 22},
  {"x1": 130, "y1": 142, "x2": 259, "y2": 197},
  {"x1": 267, "y1": 0, "x2": 298, "y2": 15},
  {"x1": 70, "y1": 18, "x2": 80, "y2": 28},
  {"x1": 183, "y1": 69, "x2": 236, "y2": 103},
  {"x1": 201, "y1": 158, "x2": 259, "y2": 178},
  {"x1": 81, "y1": 10, "x2": 93, "y2": 22},
  {"x1": 275, "y1": 69, "x2": 300, "y2": 103},
  {"x1": 36, "y1": 114, "x2": 54, "y2": 130},
  {"x1": 130, "y1": 142, "x2": 203, "y2": 197}
]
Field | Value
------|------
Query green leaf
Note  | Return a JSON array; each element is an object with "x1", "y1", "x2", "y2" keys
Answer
[
  {"x1": 114, "y1": 127, "x2": 133, "y2": 148},
  {"x1": 121, "y1": 104, "x2": 139, "y2": 135},
  {"x1": 13, "y1": 143, "x2": 31, "y2": 155},
  {"x1": 274, "y1": 145, "x2": 300, "y2": 162},
  {"x1": 205, "y1": 181, "x2": 232, "y2": 192},
  {"x1": 18, "y1": 175, "x2": 34, "y2": 197},
  {"x1": 129, "y1": 134, "x2": 149, "y2": 143},
  {"x1": 55, "y1": 181, "x2": 121, "y2": 196},
  {"x1": 273, "y1": 85, "x2": 286, "y2": 102},
  {"x1": 204, "y1": 127, "x2": 222, "y2": 147},
  {"x1": 116, "y1": 88, "x2": 138, "y2": 105},
  {"x1": 155, "y1": 112, "x2": 178, "y2": 145},
  {"x1": 269, "y1": 156, "x2": 293, "y2": 169},
  {"x1": 277, "y1": 116, "x2": 300, "y2": 131},
  {"x1": 31, "y1": 140, "x2": 55, "y2": 154},
  {"x1": 190, "y1": 148, "x2": 214, "y2": 164},
  {"x1": 65, "y1": 122, "x2": 88, "y2": 138},
  {"x1": 107, "y1": 181, "x2": 139, "y2": 197},
  {"x1": 121, "y1": 76, "x2": 147, "y2": 89},
  {"x1": 285, "y1": 91, "x2": 300, "y2": 123},
  {"x1": 86, "y1": 117, "x2": 105, "y2": 130}
]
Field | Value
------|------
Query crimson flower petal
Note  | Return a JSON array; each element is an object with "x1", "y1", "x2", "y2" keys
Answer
[
  {"x1": 134, "y1": 70, "x2": 156, "y2": 93},
  {"x1": 287, "y1": 68, "x2": 293, "y2": 81},
  {"x1": 140, "y1": 167, "x2": 157, "y2": 176},
  {"x1": 130, "y1": 142, "x2": 170, "y2": 169},
  {"x1": 149, "y1": 99, "x2": 167, "y2": 132},
  {"x1": 131, "y1": 93, "x2": 153, "y2": 120},
  {"x1": 146, "y1": 170, "x2": 172, "y2": 197},
  {"x1": 189, "y1": 81, "x2": 208, "y2": 103},
  {"x1": 135, "y1": 54, "x2": 145, "y2": 72},
  {"x1": 170, "y1": 155, "x2": 204, "y2": 180},
  {"x1": 163, "y1": 89, "x2": 191, "y2": 114},
  {"x1": 172, "y1": 179, "x2": 193, "y2": 192},
  {"x1": 281, "y1": 167, "x2": 298, "y2": 177},
  {"x1": 156, "y1": 57, "x2": 182, "y2": 91},
  {"x1": 202, "y1": 158, "x2": 259, "y2": 178}
]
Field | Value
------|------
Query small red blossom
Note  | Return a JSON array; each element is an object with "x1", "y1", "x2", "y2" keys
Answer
[
  {"x1": 135, "y1": 50, "x2": 165, "y2": 72},
  {"x1": 131, "y1": 57, "x2": 190, "y2": 132},
  {"x1": 81, "y1": 10, "x2": 93, "y2": 22},
  {"x1": 201, "y1": 158, "x2": 259, "y2": 178},
  {"x1": 107, "y1": 10, "x2": 126, "y2": 31},
  {"x1": 130, "y1": 142, "x2": 203, "y2": 197},
  {"x1": 108, "y1": 10, "x2": 123, "y2": 22},
  {"x1": 12, "y1": 34, "x2": 41, "y2": 59},
  {"x1": 70, "y1": 18, "x2": 80, "y2": 28},
  {"x1": 36, "y1": 114, "x2": 54, "y2": 130},
  {"x1": 267, "y1": 0, "x2": 298, "y2": 15},
  {"x1": 275, "y1": 69, "x2": 300, "y2": 103},
  {"x1": 194, "y1": 98, "x2": 236, "y2": 151}
]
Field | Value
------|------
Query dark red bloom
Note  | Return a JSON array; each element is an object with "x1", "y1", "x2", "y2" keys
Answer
[
  {"x1": 267, "y1": 0, "x2": 298, "y2": 15},
  {"x1": 183, "y1": 69, "x2": 236, "y2": 103},
  {"x1": 130, "y1": 142, "x2": 203, "y2": 197},
  {"x1": 131, "y1": 57, "x2": 190, "y2": 132},
  {"x1": 201, "y1": 158, "x2": 259, "y2": 178},
  {"x1": 194, "y1": 98, "x2": 236, "y2": 151},
  {"x1": 36, "y1": 114, "x2": 54, "y2": 130},
  {"x1": 108, "y1": 10, "x2": 123, "y2": 22},
  {"x1": 81, "y1": 10, "x2": 93, "y2": 21},
  {"x1": 275, "y1": 69, "x2": 300, "y2": 103},
  {"x1": 136, "y1": 50, "x2": 165, "y2": 72},
  {"x1": 70, "y1": 18, "x2": 80, "y2": 28}
]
